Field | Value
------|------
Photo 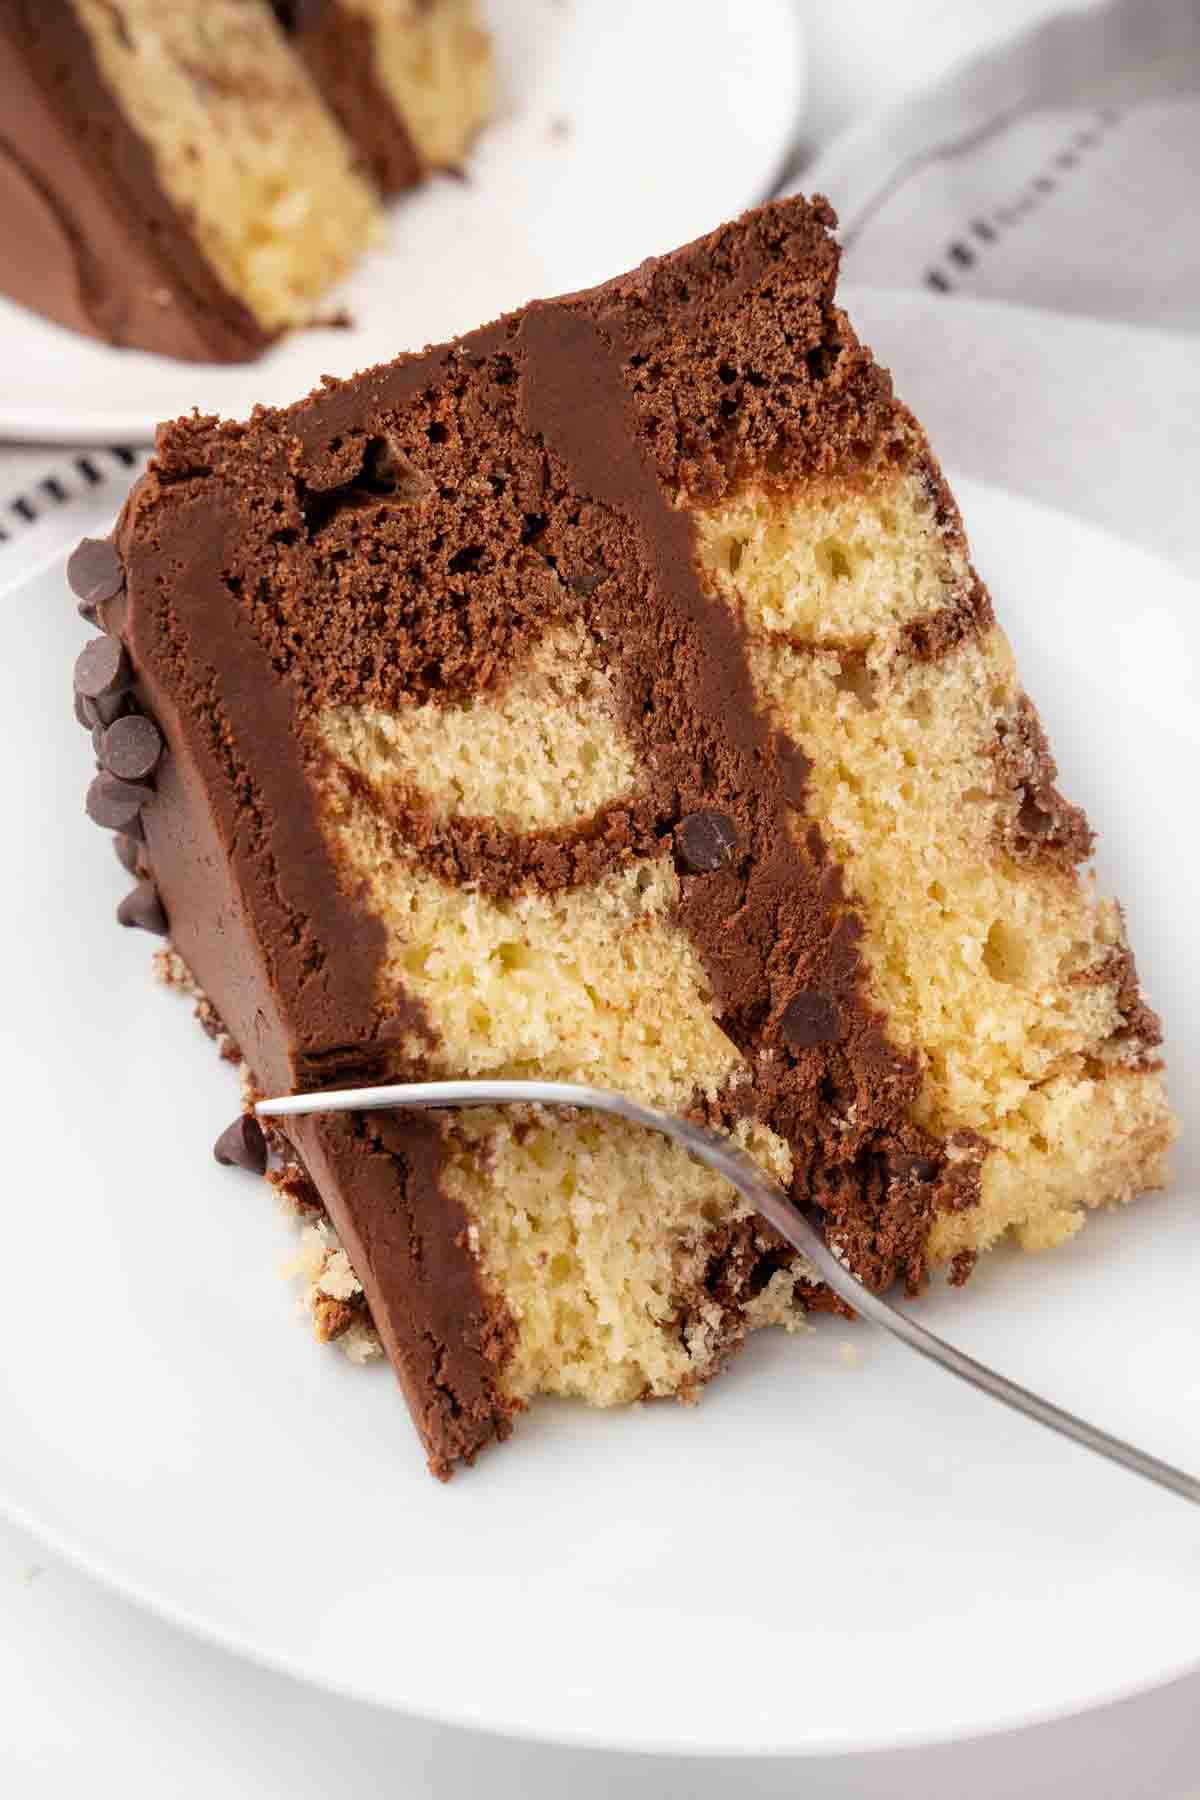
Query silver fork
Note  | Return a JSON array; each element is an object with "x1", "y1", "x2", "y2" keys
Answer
[{"x1": 257, "y1": 1078, "x2": 1200, "y2": 1506}]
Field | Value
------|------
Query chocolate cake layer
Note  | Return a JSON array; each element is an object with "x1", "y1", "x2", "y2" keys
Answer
[{"x1": 75, "y1": 195, "x2": 1174, "y2": 1474}]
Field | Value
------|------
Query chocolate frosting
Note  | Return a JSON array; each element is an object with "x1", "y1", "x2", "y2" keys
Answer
[
  {"x1": 275, "y1": 2, "x2": 425, "y2": 195},
  {"x1": 112, "y1": 484, "x2": 395, "y2": 1096},
  {"x1": 289, "y1": 1109, "x2": 519, "y2": 1474},
  {"x1": 512, "y1": 300, "x2": 936, "y2": 1263}
]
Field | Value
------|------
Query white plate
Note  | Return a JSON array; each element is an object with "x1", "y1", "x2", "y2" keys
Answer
[
  {"x1": 4, "y1": 478, "x2": 1198, "y2": 1757},
  {"x1": 0, "y1": 0, "x2": 804, "y2": 444}
]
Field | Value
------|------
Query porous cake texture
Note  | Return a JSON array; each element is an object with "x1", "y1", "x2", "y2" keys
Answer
[
  {"x1": 0, "y1": 0, "x2": 492, "y2": 360},
  {"x1": 73, "y1": 196, "x2": 1176, "y2": 1476}
]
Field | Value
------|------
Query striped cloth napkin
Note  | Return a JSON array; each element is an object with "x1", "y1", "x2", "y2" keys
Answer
[
  {"x1": 0, "y1": 443, "x2": 148, "y2": 599},
  {"x1": 789, "y1": 0, "x2": 1200, "y2": 580}
]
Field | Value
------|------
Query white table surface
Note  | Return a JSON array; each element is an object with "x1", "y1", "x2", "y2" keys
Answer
[{"x1": 7, "y1": 3, "x2": 1200, "y2": 1793}]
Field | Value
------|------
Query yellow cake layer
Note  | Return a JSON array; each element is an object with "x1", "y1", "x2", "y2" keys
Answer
[
  {"x1": 321, "y1": 623, "x2": 639, "y2": 831},
  {"x1": 442, "y1": 1109, "x2": 811, "y2": 1404},
  {"x1": 696, "y1": 473, "x2": 1176, "y2": 1259},
  {"x1": 343, "y1": 0, "x2": 495, "y2": 168}
]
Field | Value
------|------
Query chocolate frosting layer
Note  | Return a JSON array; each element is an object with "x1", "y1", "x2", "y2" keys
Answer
[
  {"x1": 111, "y1": 484, "x2": 398, "y2": 1096},
  {"x1": 512, "y1": 300, "x2": 936, "y2": 1266},
  {"x1": 275, "y1": 1, "x2": 425, "y2": 195},
  {"x1": 291, "y1": 1109, "x2": 519, "y2": 1475},
  {"x1": 0, "y1": 2, "x2": 270, "y2": 361}
]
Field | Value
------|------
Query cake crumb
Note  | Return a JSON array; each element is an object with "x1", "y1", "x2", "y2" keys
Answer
[
  {"x1": 838, "y1": 1340, "x2": 863, "y2": 1368},
  {"x1": 341, "y1": 1320, "x2": 384, "y2": 1365},
  {"x1": 316, "y1": 1247, "x2": 362, "y2": 1302},
  {"x1": 312, "y1": 1294, "x2": 357, "y2": 1342},
  {"x1": 268, "y1": 1161, "x2": 325, "y2": 1218},
  {"x1": 282, "y1": 1222, "x2": 382, "y2": 1362},
  {"x1": 157, "y1": 944, "x2": 383, "y2": 1366}
]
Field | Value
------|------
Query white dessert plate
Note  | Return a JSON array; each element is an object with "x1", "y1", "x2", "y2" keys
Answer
[
  {"x1": 3, "y1": 479, "x2": 1198, "y2": 1758},
  {"x1": 0, "y1": 0, "x2": 804, "y2": 445}
]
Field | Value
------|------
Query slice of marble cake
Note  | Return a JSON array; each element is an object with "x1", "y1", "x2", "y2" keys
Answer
[{"x1": 72, "y1": 195, "x2": 1176, "y2": 1476}]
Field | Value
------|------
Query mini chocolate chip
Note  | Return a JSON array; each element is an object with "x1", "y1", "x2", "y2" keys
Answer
[
  {"x1": 91, "y1": 689, "x2": 130, "y2": 728},
  {"x1": 73, "y1": 636, "x2": 130, "y2": 700},
  {"x1": 888, "y1": 1153, "x2": 937, "y2": 1186},
  {"x1": 117, "y1": 879, "x2": 167, "y2": 935},
  {"x1": 68, "y1": 537, "x2": 124, "y2": 619},
  {"x1": 85, "y1": 772, "x2": 153, "y2": 835},
  {"x1": 567, "y1": 565, "x2": 608, "y2": 595},
  {"x1": 101, "y1": 713, "x2": 161, "y2": 780},
  {"x1": 113, "y1": 833, "x2": 141, "y2": 875},
  {"x1": 1017, "y1": 793, "x2": 1054, "y2": 836},
  {"x1": 214, "y1": 1114, "x2": 268, "y2": 1176},
  {"x1": 677, "y1": 809, "x2": 739, "y2": 873},
  {"x1": 781, "y1": 989, "x2": 843, "y2": 1049}
]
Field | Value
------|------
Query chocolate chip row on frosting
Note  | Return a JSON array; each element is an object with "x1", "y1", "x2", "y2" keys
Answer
[
  {"x1": 69, "y1": 537, "x2": 126, "y2": 623},
  {"x1": 70, "y1": 540, "x2": 167, "y2": 936}
]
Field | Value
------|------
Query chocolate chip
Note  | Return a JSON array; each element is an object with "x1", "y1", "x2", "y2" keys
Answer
[
  {"x1": 116, "y1": 879, "x2": 167, "y2": 935},
  {"x1": 781, "y1": 989, "x2": 843, "y2": 1049},
  {"x1": 114, "y1": 833, "x2": 141, "y2": 875},
  {"x1": 85, "y1": 772, "x2": 153, "y2": 835},
  {"x1": 91, "y1": 689, "x2": 130, "y2": 728},
  {"x1": 888, "y1": 1153, "x2": 937, "y2": 1186},
  {"x1": 68, "y1": 537, "x2": 123, "y2": 620},
  {"x1": 214, "y1": 1114, "x2": 268, "y2": 1176},
  {"x1": 1017, "y1": 793, "x2": 1054, "y2": 837},
  {"x1": 567, "y1": 565, "x2": 608, "y2": 595},
  {"x1": 73, "y1": 691, "x2": 93, "y2": 730},
  {"x1": 73, "y1": 636, "x2": 130, "y2": 700},
  {"x1": 101, "y1": 713, "x2": 161, "y2": 781},
  {"x1": 677, "y1": 810, "x2": 739, "y2": 873},
  {"x1": 91, "y1": 724, "x2": 105, "y2": 758}
]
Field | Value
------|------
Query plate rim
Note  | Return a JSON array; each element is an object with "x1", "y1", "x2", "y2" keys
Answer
[{"x1": 3, "y1": 1481, "x2": 1198, "y2": 1760}]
